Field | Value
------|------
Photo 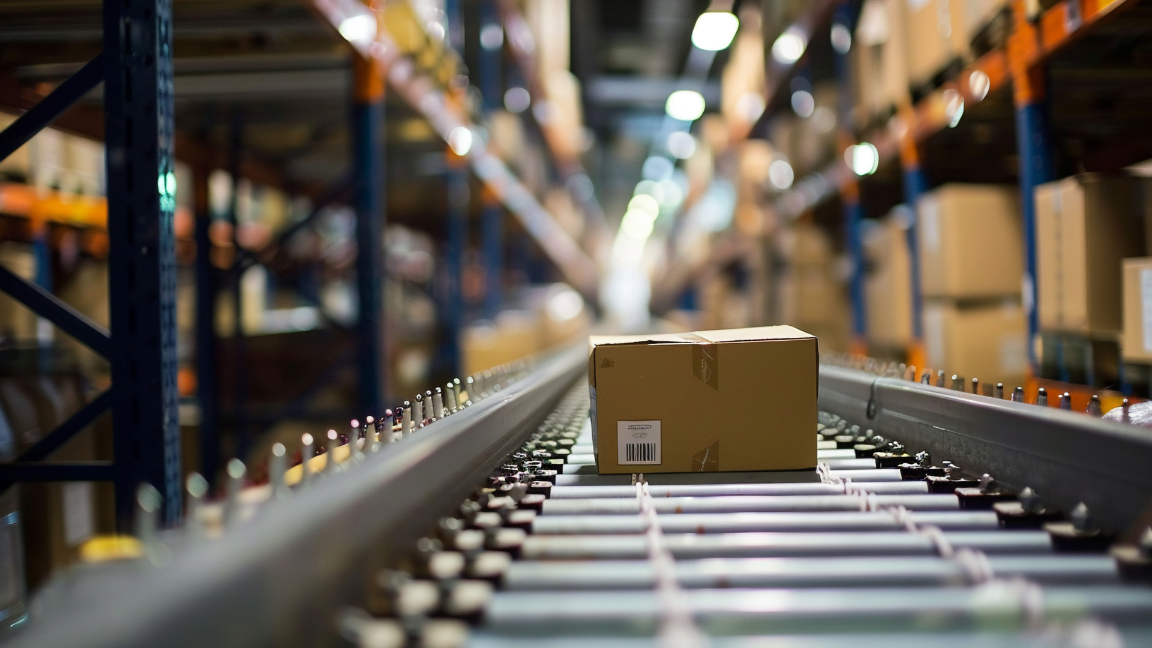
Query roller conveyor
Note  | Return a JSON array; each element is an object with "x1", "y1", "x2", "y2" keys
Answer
[{"x1": 8, "y1": 346, "x2": 1152, "y2": 648}]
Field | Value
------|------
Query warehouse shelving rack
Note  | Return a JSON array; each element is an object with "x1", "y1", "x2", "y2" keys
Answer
[
  {"x1": 761, "y1": 0, "x2": 1147, "y2": 377},
  {"x1": 0, "y1": 0, "x2": 182, "y2": 525},
  {"x1": 0, "y1": 0, "x2": 605, "y2": 513}
]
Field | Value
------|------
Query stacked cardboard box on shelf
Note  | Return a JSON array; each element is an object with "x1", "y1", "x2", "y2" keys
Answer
[
  {"x1": 901, "y1": 0, "x2": 1009, "y2": 89},
  {"x1": 1036, "y1": 174, "x2": 1146, "y2": 335},
  {"x1": 853, "y1": 0, "x2": 910, "y2": 124},
  {"x1": 775, "y1": 223, "x2": 851, "y2": 352},
  {"x1": 863, "y1": 212, "x2": 914, "y2": 348},
  {"x1": 1123, "y1": 258, "x2": 1152, "y2": 364},
  {"x1": 917, "y1": 184, "x2": 1026, "y2": 386}
]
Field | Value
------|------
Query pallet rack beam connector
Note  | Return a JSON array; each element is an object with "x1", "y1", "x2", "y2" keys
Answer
[
  {"x1": 353, "y1": 45, "x2": 387, "y2": 415},
  {"x1": 104, "y1": 0, "x2": 182, "y2": 525}
]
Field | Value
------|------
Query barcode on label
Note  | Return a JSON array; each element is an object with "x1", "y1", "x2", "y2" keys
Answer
[
  {"x1": 617, "y1": 420, "x2": 661, "y2": 465},
  {"x1": 625, "y1": 443, "x2": 656, "y2": 463}
]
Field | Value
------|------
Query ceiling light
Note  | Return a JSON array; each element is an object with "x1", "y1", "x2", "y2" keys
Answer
[
  {"x1": 641, "y1": 156, "x2": 674, "y2": 182},
  {"x1": 338, "y1": 14, "x2": 377, "y2": 46},
  {"x1": 845, "y1": 143, "x2": 879, "y2": 176},
  {"x1": 480, "y1": 24, "x2": 504, "y2": 50},
  {"x1": 768, "y1": 160, "x2": 794, "y2": 190},
  {"x1": 620, "y1": 209, "x2": 657, "y2": 240},
  {"x1": 691, "y1": 12, "x2": 740, "y2": 51},
  {"x1": 736, "y1": 92, "x2": 766, "y2": 123},
  {"x1": 666, "y1": 131, "x2": 697, "y2": 160},
  {"x1": 503, "y1": 87, "x2": 530, "y2": 113},
  {"x1": 628, "y1": 194, "x2": 660, "y2": 217},
  {"x1": 830, "y1": 22, "x2": 852, "y2": 53},
  {"x1": 772, "y1": 29, "x2": 806, "y2": 64},
  {"x1": 448, "y1": 126, "x2": 473, "y2": 156},
  {"x1": 791, "y1": 90, "x2": 815, "y2": 118},
  {"x1": 665, "y1": 90, "x2": 706, "y2": 122},
  {"x1": 968, "y1": 70, "x2": 990, "y2": 101}
]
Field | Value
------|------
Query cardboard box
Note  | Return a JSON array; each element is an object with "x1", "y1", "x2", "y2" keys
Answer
[
  {"x1": 923, "y1": 299, "x2": 1028, "y2": 388},
  {"x1": 854, "y1": 0, "x2": 911, "y2": 121},
  {"x1": 588, "y1": 326, "x2": 818, "y2": 474},
  {"x1": 1036, "y1": 174, "x2": 1146, "y2": 334},
  {"x1": 918, "y1": 184, "x2": 1022, "y2": 299},
  {"x1": 865, "y1": 216, "x2": 914, "y2": 347},
  {"x1": 904, "y1": 0, "x2": 955, "y2": 86},
  {"x1": 1122, "y1": 258, "x2": 1152, "y2": 363},
  {"x1": 784, "y1": 223, "x2": 834, "y2": 268}
]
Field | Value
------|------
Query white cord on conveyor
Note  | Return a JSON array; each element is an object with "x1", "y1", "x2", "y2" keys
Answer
[{"x1": 634, "y1": 474, "x2": 710, "y2": 648}]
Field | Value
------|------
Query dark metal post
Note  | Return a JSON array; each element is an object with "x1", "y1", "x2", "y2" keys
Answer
[
  {"x1": 479, "y1": 0, "x2": 504, "y2": 319},
  {"x1": 227, "y1": 117, "x2": 249, "y2": 459},
  {"x1": 103, "y1": 0, "x2": 181, "y2": 525},
  {"x1": 446, "y1": 160, "x2": 468, "y2": 376},
  {"x1": 1014, "y1": 72, "x2": 1055, "y2": 369},
  {"x1": 193, "y1": 167, "x2": 219, "y2": 487},
  {"x1": 353, "y1": 53, "x2": 386, "y2": 415},
  {"x1": 832, "y1": 3, "x2": 867, "y2": 350}
]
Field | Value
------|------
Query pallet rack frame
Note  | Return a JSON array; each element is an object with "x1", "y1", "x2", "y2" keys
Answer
[{"x1": 0, "y1": 0, "x2": 181, "y2": 525}]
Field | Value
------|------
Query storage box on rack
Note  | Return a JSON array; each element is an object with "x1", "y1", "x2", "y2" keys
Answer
[
  {"x1": 1122, "y1": 258, "x2": 1152, "y2": 363},
  {"x1": 917, "y1": 184, "x2": 1022, "y2": 299},
  {"x1": 588, "y1": 326, "x2": 818, "y2": 475},
  {"x1": 864, "y1": 215, "x2": 914, "y2": 347},
  {"x1": 1036, "y1": 174, "x2": 1146, "y2": 334},
  {"x1": 904, "y1": 0, "x2": 957, "y2": 86},
  {"x1": 923, "y1": 299, "x2": 1028, "y2": 389},
  {"x1": 853, "y1": 0, "x2": 911, "y2": 121}
]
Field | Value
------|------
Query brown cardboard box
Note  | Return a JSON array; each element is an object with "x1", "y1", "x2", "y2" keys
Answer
[
  {"x1": 923, "y1": 299, "x2": 1028, "y2": 388},
  {"x1": 1122, "y1": 258, "x2": 1152, "y2": 363},
  {"x1": 588, "y1": 326, "x2": 818, "y2": 474},
  {"x1": 784, "y1": 223, "x2": 834, "y2": 268},
  {"x1": 1035, "y1": 174, "x2": 1145, "y2": 334},
  {"x1": 854, "y1": 0, "x2": 911, "y2": 121},
  {"x1": 904, "y1": 0, "x2": 955, "y2": 86},
  {"x1": 917, "y1": 184, "x2": 1022, "y2": 299},
  {"x1": 865, "y1": 216, "x2": 914, "y2": 347},
  {"x1": 956, "y1": 0, "x2": 1010, "y2": 49}
]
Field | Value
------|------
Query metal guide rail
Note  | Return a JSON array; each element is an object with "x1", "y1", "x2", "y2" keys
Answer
[{"x1": 9, "y1": 355, "x2": 1152, "y2": 647}]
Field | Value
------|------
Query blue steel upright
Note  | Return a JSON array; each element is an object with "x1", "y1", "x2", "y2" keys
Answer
[
  {"x1": 103, "y1": 0, "x2": 182, "y2": 525},
  {"x1": 1015, "y1": 86, "x2": 1055, "y2": 368},
  {"x1": 445, "y1": 163, "x2": 468, "y2": 375},
  {"x1": 479, "y1": 0, "x2": 504, "y2": 319},
  {"x1": 833, "y1": 2, "x2": 867, "y2": 345},
  {"x1": 844, "y1": 193, "x2": 868, "y2": 342},
  {"x1": 902, "y1": 165, "x2": 927, "y2": 341},
  {"x1": 353, "y1": 54, "x2": 386, "y2": 416}
]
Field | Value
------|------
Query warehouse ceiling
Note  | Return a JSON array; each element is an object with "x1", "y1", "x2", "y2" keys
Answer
[{"x1": 571, "y1": 0, "x2": 717, "y2": 132}]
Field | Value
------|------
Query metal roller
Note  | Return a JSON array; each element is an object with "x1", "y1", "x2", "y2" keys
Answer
[
  {"x1": 547, "y1": 481, "x2": 929, "y2": 499},
  {"x1": 482, "y1": 585, "x2": 1152, "y2": 634},
  {"x1": 519, "y1": 530, "x2": 1054, "y2": 560},
  {"x1": 529, "y1": 511, "x2": 1001, "y2": 535},
  {"x1": 539, "y1": 494, "x2": 959, "y2": 516},
  {"x1": 501, "y1": 555, "x2": 1121, "y2": 591}
]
